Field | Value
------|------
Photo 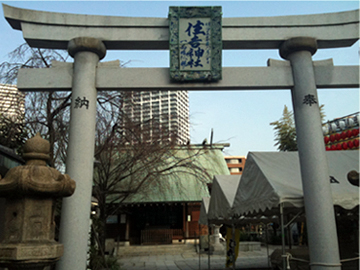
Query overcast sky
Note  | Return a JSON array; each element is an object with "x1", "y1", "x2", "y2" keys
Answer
[{"x1": 0, "y1": 1, "x2": 359, "y2": 156}]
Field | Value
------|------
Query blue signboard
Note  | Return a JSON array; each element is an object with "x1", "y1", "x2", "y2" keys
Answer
[{"x1": 169, "y1": 6, "x2": 222, "y2": 82}]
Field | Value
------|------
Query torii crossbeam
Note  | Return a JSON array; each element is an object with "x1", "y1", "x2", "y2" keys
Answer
[{"x1": 2, "y1": 4, "x2": 359, "y2": 270}]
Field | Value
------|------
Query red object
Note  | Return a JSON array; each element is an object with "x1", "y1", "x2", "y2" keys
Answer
[
  {"x1": 352, "y1": 128, "x2": 359, "y2": 137},
  {"x1": 336, "y1": 143, "x2": 342, "y2": 150},
  {"x1": 331, "y1": 145, "x2": 337, "y2": 150},
  {"x1": 348, "y1": 141, "x2": 354, "y2": 149},
  {"x1": 347, "y1": 130, "x2": 353, "y2": 138},
  {"x1": 326, "y1": 146, "x2": 331, "y2": 151},
  {"x1": 354, "y1": 139, "x2": 359, "y2": 147},
  {"x1": 335, "y1": 133, "x2": 341, "y2": 141},
  {"x1": 342, "y1": 142, "x2": 348, "y2": 150},
  {"x1": 340, "y1": 131, "x2": 347, "y2": 140},
  {"x1": 330, "y1": 134, "x2": 336, "y2": 142},
  {"x1": 324, "y1": 136, "x2": 330, "y2": 144}
]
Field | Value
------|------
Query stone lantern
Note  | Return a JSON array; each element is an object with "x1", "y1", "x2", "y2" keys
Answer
[{"x1": 0, "y1": 133, "x2": 76, "y2": 270}]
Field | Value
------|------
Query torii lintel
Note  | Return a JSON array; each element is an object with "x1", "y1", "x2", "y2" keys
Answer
[
  {"x1": 16, "y1": 60, "x2": 360, "y2": 92},
  {"x1": 3, "y1": 4, "x2": 359, "y2": 50}
]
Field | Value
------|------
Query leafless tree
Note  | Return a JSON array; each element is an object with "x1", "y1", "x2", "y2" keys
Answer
[
  {"x1": 92, "y1": 94, "x2": 211, "y2": 256},
  {"x1": 0, "y1": 44, "x2": 71, "y2": 167},
  {"x1": 1, "y1": 44, "x2": 212, "y2": 266}
]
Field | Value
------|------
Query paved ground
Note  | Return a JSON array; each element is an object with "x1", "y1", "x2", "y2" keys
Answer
[{"x1": 115, "y1": 241, "x2": 278, "y2": 270}]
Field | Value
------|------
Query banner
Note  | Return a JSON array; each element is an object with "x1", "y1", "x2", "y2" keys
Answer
[{"x1": 225, "y1": 226, "x2": 240, "y2": 268}]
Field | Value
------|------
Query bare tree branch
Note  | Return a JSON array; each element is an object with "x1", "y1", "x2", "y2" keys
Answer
[{"x1": 1, "y1": 43, "x2": 211, "y2": 261}]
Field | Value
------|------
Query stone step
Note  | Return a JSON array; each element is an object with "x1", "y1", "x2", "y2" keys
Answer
[{"x1": 115, "y1": 244, "x2": 196, "y2": 257}]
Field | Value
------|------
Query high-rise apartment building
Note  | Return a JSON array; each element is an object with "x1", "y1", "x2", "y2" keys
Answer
[
  {"x1": 0, "y1": 84, "x2": 25, "y2": 120},
  {"x1": 0, "y1": 84, "x2": 25, "y2": 150},
  {"x1": 122, "y1": 90, "x2": 190, "y2": 145}
]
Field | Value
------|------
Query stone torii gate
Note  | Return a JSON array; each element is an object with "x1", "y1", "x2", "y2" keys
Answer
[{"x1": 3, "y1": 4, "x2": 359, "y2": 270}]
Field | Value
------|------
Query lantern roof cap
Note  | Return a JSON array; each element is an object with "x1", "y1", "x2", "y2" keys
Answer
[{"x1": 23, "y1": 133, "x2": 50, "y2": 164}]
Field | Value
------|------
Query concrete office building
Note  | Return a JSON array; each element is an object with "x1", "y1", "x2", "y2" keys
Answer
[
  {"x1": 122, "y1": 90, "x2": 190, "y2": 145},
  {"x1": 224, "y1": 156, "x2": 246, "y2": 175}
]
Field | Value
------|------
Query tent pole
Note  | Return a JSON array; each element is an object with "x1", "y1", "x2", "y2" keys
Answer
[
  {"x1": 285, "y1": 211, "x2": 303, "y2": 228},
  {"x1": 287, "y1": 216, "x2": 292, "y2": 250},
  {"x1": 208, "y1": 221, "x2": 210, "y2": 270},
  {"x1": 232, "y1": 223, "x2": 236, "y2": 270},
  {"x1": 199, "y1": 224, "x2": 201, "y2": 270},
  {"x1": 266, "y1": 223, "x2": 270, "y2": 268},
  {"x1": 280, "y1": 203, "x2": 287, "y2": 270}
]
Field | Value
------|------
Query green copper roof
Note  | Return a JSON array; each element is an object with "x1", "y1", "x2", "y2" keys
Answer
[{"x1": 109, "y1": 146, "x2": 229, "y2": 204}]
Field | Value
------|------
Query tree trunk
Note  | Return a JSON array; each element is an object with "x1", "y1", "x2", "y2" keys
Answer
[{"x1": 98, "y1": 197, "x2": 107, "y2": 256}]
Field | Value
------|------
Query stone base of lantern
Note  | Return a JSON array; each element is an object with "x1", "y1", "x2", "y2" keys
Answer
[{"x1": 0, "y1": 242, "x2": 63, "y2": 269}]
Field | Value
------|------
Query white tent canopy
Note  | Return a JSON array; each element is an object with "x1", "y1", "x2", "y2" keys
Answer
[
  {"x1": 199, "y1": 176, "x2": 276, "y2": 226},
  {"x1": 232, "y1": 151, "x2": 359, "y2": 217},
  {"x1": 207, "y1": 175, "x2": 241, "y2": 224}
]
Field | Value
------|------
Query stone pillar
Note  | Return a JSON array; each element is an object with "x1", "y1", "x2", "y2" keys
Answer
[
  {"x1": 57, "y1": 37, "x2": 106, "y2": 270},
  {"x1": 280, "y1": 37, "x2": 341, "y2": 270}
]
